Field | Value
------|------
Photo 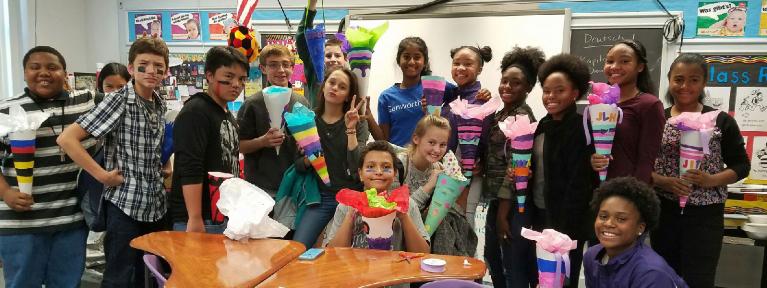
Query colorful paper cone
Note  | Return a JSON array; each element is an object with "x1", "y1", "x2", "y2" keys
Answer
[
  {"x1": 346, "y1": 22, "x2": 388, "y2": 99},
  {"x1": 208, "y1": 172, "x2": 234, "y2": 223},
  {"x1": 10, "y1": 130, "x2": 36, "y2": 194},
  {"x1": 457, "y1": 118, "x2": 483, "y2": 178},
  {"x1": 586, "y1": 103, "x2": 621, "y2": 182},
  {"x1": 421, "y1": 75, "x2": 446, "y2": 114},
  {"x1": 535, "y1": 245, "x2": 568, "y2": 288},
  {"x1": 361, "y1": 212, "x2": 397, "y2": 250},
  {"x1": 668, "y1": 111, "x2": 719, "y2": 212},
  {"x1": 511, "y1": 133, "x2": 534, "y2": 213},
  {"x1": 305, "y1": 23, "x2": 326, "y2": 83},
  {"x1": 284, "y1": 103, "x2": 330, "y2": 186},
  {"x1": 424, "y1": 173, "x2": 469, "y2": 236},
  {"x1": 678, "y1": 130, "x2": 704, "y2": 211},
  {"x1": 521, "y1": 228, "x2": 577, "y2": 288},
  {"x1": 263, "y1": 86, "x2": 292, "y2": 155}
]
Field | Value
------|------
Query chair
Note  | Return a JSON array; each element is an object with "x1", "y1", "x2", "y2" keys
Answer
[
  {"x1": 421, "y1": 279, "x2": 484, "y2": 288},
  {"x1": 143, "y1": 254, "x2": 167, "y2": 287}
]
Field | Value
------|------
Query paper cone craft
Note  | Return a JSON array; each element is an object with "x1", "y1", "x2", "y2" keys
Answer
[
  {"x1": 346, "y1": 22, "x2": 389, "y2": 98},
  {"x1": 423, "y1": 151, "x2": 467, "y2": 236},
  {"x1": 305, "y1": 23, "x2": 326, "y2": 83},
  {"x1": 449, "y1": 96, "x2": 503, "y2": 177},
  {"x1": 208, "y1": 172, "x2": 234, "y2": 223},
  {"x1": 263, "y1": 86, "x2": 292, "y2": 155},
  {"x1": 667, "y1": 111, "x2": 720, "y2": 212},
  {"x1": 336, "y1": 186, "x2": 410, "y2": 250},
  {"x1": 0, "y1": 104, "x2": 51, "y2": 195},
  {"x1": 499, "y1": 116, "x2": 538, "y2": 213},
  {"x1": 521, "y1": 228, "x2": 578, "y2": 288},
  {"x1": 583, "y1": 82, "x2": 622, "y2": 182},
  {"x1": 421, "y1": 75, "x2": 447, "y2": 114},
  {"x1": 284, "y1": 102, "x2": 330, "y2": 185}
]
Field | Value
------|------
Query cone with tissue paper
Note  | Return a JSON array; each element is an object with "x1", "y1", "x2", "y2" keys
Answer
[
  {"x1": 422, "y1": 75, "x2": 447, "y2": 114},
  {"x1": 284, "y1": 102, "x2": 330, "y2": 186},
  {"x1": 584, "y1": 82, "x2": 622, "y2": 182},
  {"x1": 667, "y1": 111, "x2": 720, "y2": 213},
  {"x1": 263, "y1": 86, "x2": 292, "y2": 155},
  {"x1": 521, "y1": 228, "x2": 578, "y2": 288},
  {"x1": 346, "y1": 22, "x2": 388, "y2": 98},
  {"x1": 208, "y1": 172, "x2": 234, "y2": 224},
  {"x1": 336, "y1": 185, "x2": 410, "y2": 250},
  {"x1": 0, "y1": 104, "x2": 51, "y2": 194},
  {"x1": 499, "y1": 116, "x2": 538, "y2": 213},
  {"x1": 449, "y1": 96, "x2": 503, "y2": 178},
  {"x1": 217, "y1": 178, "x2": 289, "y2": 240},
  {"x1": 423, "y1": 151, "x2": 469, "y2": 236}
]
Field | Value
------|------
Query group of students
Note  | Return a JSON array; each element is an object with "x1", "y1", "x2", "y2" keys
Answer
[{"x1": 0, "y1": 3, "x2": 751, "y2": 288}]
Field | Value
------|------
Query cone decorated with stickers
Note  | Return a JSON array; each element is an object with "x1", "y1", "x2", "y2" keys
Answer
[
  {"x1": 499, "y1": 116, "x2": 537, "y2": 213},
  {"x1": 421, "y1": 75, "x2": 447, "y2": 114},
  {"x1": 667, "y1": 111, "x2": 719, "y2": 213},
  {"x1": 284, "y1": 102, "x2": 330, "y2": 186},
  {"x1": 584, "y1": 82, "x2": 622, "y2": 182},
  {"x1": 423, "y1": 151, "x2": 468, "y2": 236}
]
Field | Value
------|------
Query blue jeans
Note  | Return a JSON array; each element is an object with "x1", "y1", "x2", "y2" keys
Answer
[
  {"x1": 292, "y1": 192, "x2": 338, "y2": 249},
  {"x1": 484, "y1": 200, "x2": 537, "y2": 288},
  {"x1": 103, "y1": 201, "x2": 168, "y2": 288},
  {"x1": 0, "y1": 226, "x2": 88, "y2": 288},
  {"x1": 172, "y1": 220, "x2": 226, "y2": 234}
]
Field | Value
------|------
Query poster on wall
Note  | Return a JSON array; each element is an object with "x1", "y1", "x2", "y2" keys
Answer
[
  {"x1": 761, "y1": 0, "x2": 767, "y2": 36},
  {"x1": 697, "y1": 1, "x2": 748, "y2": 36},
  {"x1": 751, "y1": 136, "x2": 767, "y2": 183},
  {"x1": 208, "y1": 12, "x2": 237, "y2": 41},
  {"x1": 734, "y1": 87, "x2": 767, "y2": 131},
  {"x1": 262, "y1": 34, "x2": 305, "y2": 95},
  {"x1": 704, "y1": 87, "x2": 732, "y2": 111},
  {"x1": 74, "y1": 73, "x2": 96, "y2": 92},
  {"x1": 134, "y1": 13, "x2": 163, "y2": 39},
  {"x1": 171, "y1": 12, "x2": 201, "y2": 40}
]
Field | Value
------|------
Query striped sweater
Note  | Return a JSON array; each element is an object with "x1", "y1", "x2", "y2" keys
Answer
[{"x1": 0, "y1": 89, "x2": 97, "y2": 235}]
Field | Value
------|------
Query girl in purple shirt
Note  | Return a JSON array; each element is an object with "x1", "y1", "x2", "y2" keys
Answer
[
  {"x1": 584, "y1": 177, "x2": 687, "y2": 288},
  {"x1": 590, "y1": 40, "x2": 665, "y2": 184}
]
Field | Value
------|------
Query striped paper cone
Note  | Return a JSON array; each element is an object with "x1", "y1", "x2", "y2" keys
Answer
[
  {"x1": 208, "y1": 172, "x2": 234, "y2": 223},
  {"x1": 457, "y1": 118, "x2": 483, "y2": 178},
  {"x1": 535, "y1": 245, "x2": 568, "y2": 288},
  {"x1": 588, "y1": 104, "x2": 620, "y2": 182},
  {"x1": 422, "y1": 75, "x2": 446, "y2": 114},
  {"x1": 361, "y1": 212, "x2": 397, "y2": 250},
  {"x1": 349, "y1": 48, "x2": 373, "y2": 98},
  {"x1": 284, "y1": 103, "x2": 331, "y2": 186},
  {"x1": 511, "y1": 133, "x2": 534, "y2": 213},
  {"x1": 679, "y1": 130, "x2": 704, "y2": 211},
  {"x1": 423, "y1": 173, "x2": 469, "y2": 236},
  {"x1": 10, "y1": 130, "x2": 36, "y2": 194}
]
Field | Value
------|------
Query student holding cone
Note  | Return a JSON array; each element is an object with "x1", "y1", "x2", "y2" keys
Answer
[
  {"x1": 237, "y1": 44, "x2": 309, "y2": 197},
  {"x1": 651, "y1": 53, "x2": 749, "y2": 288}
]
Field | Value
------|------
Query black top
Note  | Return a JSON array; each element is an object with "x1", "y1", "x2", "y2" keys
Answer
[
  {"x1": 663, "y1": 105, "x2": 750, "y2": 179},
  {"x1": 532, "y1": 105, "x2": 597, "y2": 239},
  {"x1": 170, "y1": 92, "x2": 240, "y2": 223},
  {"x1": 237, "y1": 91, "x2": 308, "y2": 195}
]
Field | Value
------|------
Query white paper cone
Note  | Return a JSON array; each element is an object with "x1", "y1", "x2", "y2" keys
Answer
[
  {"x1": 263, "y1": 87, "x2": 291, "y2": 155},
  {"x1": 361, "y1": 212, "x2": 396, "y2": 250}
]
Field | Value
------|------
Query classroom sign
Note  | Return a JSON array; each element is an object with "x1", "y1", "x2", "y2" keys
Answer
[
  {"x1": 705, "y1": 55, "x2": 767, "y2": 184},
  {"x1": 134, "y1": 13, "x2": 163, "y2": 39},
  {"x1": 170, "y1": 12, "x2": 201, "y2": 40},
  {"x1": 208, "y1": 12, "x2": 237, "y2": 41},
  {"x1": 697, "y1": 1, "x2": 748, "y2": 37}
]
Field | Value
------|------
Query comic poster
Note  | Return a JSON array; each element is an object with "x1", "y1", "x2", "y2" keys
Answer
[
  {"x1": 171, "y1": 12, "x2": 201, "y2": 40},
  {"x1": 761, "y1": 0, "x2": 767, "y2": 36},
  {"x1": 704, "y1": 86, "x2": 732, "y2": 112},
  {"x1": 208, "y1": 12, "x2": 237, "y2": 41},
  {"x1": 750, "y1": 136, "x2": 767, "y2": 182},
  {"x1": 734, "y1": 87, "x2": 767, "y2": 132},
  {"x1": 697, "y1": 1, "x2": 748, "y2": 36},
  {"x1": 134, "y1": 13, "x2": 162, "y2": 39}
]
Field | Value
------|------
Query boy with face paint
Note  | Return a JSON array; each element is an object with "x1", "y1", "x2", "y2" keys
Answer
[
  {"x1": 237, "y1": 45, "x2": 310, "y2": 197},
  {"x1": 57, "y1": 37, "x2": 172, "y2": 287},
  {"x1": 168, "y1": 46, "x2": 248, "y2": 233},
  {"x1": 0, "y1": 46, "x2": 98, "y2": 287}
]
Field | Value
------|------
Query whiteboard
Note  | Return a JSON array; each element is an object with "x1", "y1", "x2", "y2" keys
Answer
[{"x1": 349, "y1": 10, "x2": 570, "y2": 121}]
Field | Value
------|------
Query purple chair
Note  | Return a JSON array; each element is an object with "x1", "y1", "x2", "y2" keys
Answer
[
  {"x1": 421, "y1": 279, "x2": 484, "y2": 288},
  {"x1": 143, "y1": 254, "x2": 167, "y2": 287}
]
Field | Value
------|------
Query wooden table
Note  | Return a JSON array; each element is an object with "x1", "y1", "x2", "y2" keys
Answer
[
  {"x1": 257, "y1": 247, "x2": 487, "y2": 287},
  {"x1": 130, "y1": 231, "x2": 305, "y2": 288}
]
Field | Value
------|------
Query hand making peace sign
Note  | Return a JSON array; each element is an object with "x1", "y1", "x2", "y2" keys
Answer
[{"x1": 345, "y1": 95, "x2": 367, "y2": 130}]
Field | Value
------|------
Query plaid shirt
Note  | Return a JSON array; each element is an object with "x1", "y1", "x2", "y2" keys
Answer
[{"x1": 77, "y1": 84, "x2": 167, "y2": 222}]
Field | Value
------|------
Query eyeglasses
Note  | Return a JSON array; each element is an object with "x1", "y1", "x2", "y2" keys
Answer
[{"x1": 265, "y1": 62, "x2": 293, "y2": 71}]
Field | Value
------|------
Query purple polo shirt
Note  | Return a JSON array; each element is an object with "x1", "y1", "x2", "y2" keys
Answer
[{"x1": 584, "y1": 241, "x2": 688, "y2": 288}]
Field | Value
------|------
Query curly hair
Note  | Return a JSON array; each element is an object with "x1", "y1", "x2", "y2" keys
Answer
[
  {"x1": 359, "y1": 140, "x2": 398, "y2": 172},
  {"x1": 590, "y1": 177, "x2": 661, "y2": 232},
  {"x1": 537, "y1": 53, "x2": 591, "y2": 100},
  {"x1": 501, "y1": 46, "x2": 546, "y2": 88},
  {"x1": 450, "y1": 45, "x2": 492, "y2": 68}
]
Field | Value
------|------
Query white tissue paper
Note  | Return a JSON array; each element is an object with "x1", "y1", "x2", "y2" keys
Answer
[
  {"x1": 218, "y1": 178, "x2": 290, "y2": 240},
  {"x1": 0, "y1": 104, "x2": 51, "y2": 137}
]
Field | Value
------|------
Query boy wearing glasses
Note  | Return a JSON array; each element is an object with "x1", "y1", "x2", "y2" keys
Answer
[
  {"x1": 168, "y1": 46, "x2": 247, "y2": 234},
  {"x1": 237, "y1": 44, "x2": 308, "y2": 197},
  {"x1": 58, "y1": 37, "x2": 171, "y2": 287}
]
